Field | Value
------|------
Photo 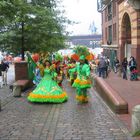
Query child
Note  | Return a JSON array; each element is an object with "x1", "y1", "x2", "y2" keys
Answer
[
  {"x1": 131, "y1": 68, "x2": 138, "y2": 81},
  {"x1": 33, "y1": 66, "x2": 42, "y2": 86}
]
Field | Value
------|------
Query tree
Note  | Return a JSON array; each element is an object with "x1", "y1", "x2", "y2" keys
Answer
[{"x1": 0, "y1": 0, "x2": 71, "y2": 59}]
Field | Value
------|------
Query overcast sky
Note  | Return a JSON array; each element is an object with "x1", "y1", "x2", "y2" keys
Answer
[{"x1": 62, "y1": 0, "x2": 101, "y2": 35}]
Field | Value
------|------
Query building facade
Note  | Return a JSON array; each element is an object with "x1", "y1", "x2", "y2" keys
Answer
[
  {"x1": 118, "y1": 0, "x2": 140, "y2": 71},
  {"x1": 98, "y1": 0, "x2": 140, "y2": 71},
  {"x1": 97, "y1": 0, "x2": 119, "y2": 68}
]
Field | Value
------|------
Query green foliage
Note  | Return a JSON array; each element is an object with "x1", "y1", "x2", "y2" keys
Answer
[{"x1": 0, "y1": 0, "x2": 70, "y2": 55}]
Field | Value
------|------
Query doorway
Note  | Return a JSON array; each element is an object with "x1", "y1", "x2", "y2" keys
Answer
[{"x1": 121, "y1": 13, "x2": 131, "y2": 60}]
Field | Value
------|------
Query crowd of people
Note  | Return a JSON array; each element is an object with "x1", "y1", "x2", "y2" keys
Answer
[
  {"x1": 89, "y1": 55, "x2": 138, "y2": 81},
  {"x1": 0, "y1": 49, "x2": 137, "y2": 104}
]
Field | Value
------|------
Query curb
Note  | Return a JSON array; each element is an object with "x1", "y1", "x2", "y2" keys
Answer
[{"x1": 92, "y1": 74, "x2": 128, "y2": 114}]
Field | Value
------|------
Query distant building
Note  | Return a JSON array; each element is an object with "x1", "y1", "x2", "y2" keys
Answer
[{"x1": 66, "y1": 34, "x2": 102, "y2": 49}]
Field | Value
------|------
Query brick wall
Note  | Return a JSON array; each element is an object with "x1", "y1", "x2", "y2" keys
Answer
[
  {"x1": 118, "y1": 0, "x2": 140, "y2": 71},
  {"x1": 14, "y1": 61, "x2": 29, "y2": 81}
]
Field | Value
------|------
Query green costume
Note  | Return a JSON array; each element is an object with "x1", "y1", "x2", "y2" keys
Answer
[
  {"x1": 69, "y1": 55, "x2": 91, "y2": 103},
  {"x1": 28, "y1": 68, "x2": 68, "y2": 103}
]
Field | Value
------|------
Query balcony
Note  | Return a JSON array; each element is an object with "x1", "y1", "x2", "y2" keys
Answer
[
  {"x1": 97, "y1": 0, "x2": 105, "y2": 12},
  {"x1": 102, "y1": 0, "x2": 111, "y2": 5},
  {"x1": 97, "y1": 0, "x2": 111, "y2": 12}
]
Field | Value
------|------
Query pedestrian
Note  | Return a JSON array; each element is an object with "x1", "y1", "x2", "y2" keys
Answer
[
  {"x1": 113, "y1": 57, "x2": 120, "y2": 73},
  {"x1": 0, "y1": 63, "x2": 2, "y2": 88},
  {"x1": 98, "y1": 56, "x2": 106, "y2": 78},
  {"x1": 105, "y1": 57, "x2": 110, "y2": 78},
  {"x1": 122, "y1": 57, "x2": 128, "y2": 80},
  {"x1": 69, "y1": 55, "x2": 91, "y2": 103},
  {"x1": 68, "y1": 59, "x2": 76, "y2": 86},
  {"x1": 129, "y1": 56, "x2": 137, "y2": 80},
  {"x1": 90, "y1": 60, "x2": 97, "y2": 74},
  {"x1": 0, "y1": 60, "x2": 9, "y2": 85}
]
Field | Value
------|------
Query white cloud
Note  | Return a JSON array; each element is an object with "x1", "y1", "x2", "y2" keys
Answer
[{"x1": 62, "y1": 0, "x2": 101, "y2": 35}]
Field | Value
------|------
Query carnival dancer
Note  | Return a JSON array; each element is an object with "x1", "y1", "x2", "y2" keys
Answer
[
  {"x1": 53, "y1": 53, "x2": 64, "y2": 87},
  {"x1": 69, "y1": 55, "x2": 91, "y2": 103},
  {"x1": 68, "y1": 59, "x2": 77, "y2": 86},
  {"x1": 55, "y1": 63, "x2": 63, "y2": 87},
  {"x1": 28, "y1": 60, "x2": 68, "y2": 103}
]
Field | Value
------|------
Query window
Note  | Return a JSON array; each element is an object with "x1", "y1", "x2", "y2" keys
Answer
[
  {"x1": 105, "y1": 8, "x2": 107, "y2": 22},
  {"x1": 113, "y1": 23, "x2": 116, "y2": 41},
  {"x1": 108, "y1": 4, "x2": 112, "y2": 21},
  {"x1": 108, "y1": 25, "x2": 112, "y2": 43},
  {"x1": 113, "y1": 1, "x2": 116, "y2": 17},
  {"x1": 105, "y1": 27, "x2": 107, "y2": 42}
]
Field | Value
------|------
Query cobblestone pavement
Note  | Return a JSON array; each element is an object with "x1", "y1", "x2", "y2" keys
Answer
[{"x1": 0, "y1": 76, "x2": 137, "y2": 140}]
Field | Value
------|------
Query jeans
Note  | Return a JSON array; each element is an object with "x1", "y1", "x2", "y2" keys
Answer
[
  {"x1": 2, "y1": 71, "x2": 7, "y2": 85},
  {"x1": 99, "y1": 67, "x2": 105, "y2": 78},
  {"x1": 122, "y1": 67, "x2": 127, "y2": 80}
]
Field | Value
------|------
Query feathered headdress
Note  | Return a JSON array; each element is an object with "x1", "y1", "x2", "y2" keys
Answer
[
  {"x1": 55, "y1": 53, "x2": 63, "y2": 62},
  {"x1": 73, "y1": 45, "x2": 90, "y2": 60}
]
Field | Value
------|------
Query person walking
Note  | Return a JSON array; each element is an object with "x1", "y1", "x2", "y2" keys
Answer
[
  {"x1": 98, "y1": 56, "x2": 106, "y2": 78},
  {"x1": 0, "y1": 63, "x2": 2, "y2": 88},
  {"x1": 122, "y1": 57, "x2": 128, "y2": 80},
  {"x1": 105, "y1": 57, "x2": 110, "y2": 78},
  {"x1": 0, "y1": 60, "x2": 9, "y2": 85},
  {"x1": 113, "y1": 57, "x2": 120, "y2": 73}
]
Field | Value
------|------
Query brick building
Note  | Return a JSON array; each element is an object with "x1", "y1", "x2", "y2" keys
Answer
[
  {"x1": 97, "y1": 0, "x2": 140, "y2": 70},
  {"x1": 97, "y1": 0, "x2": 119, "y2": 68},
  {"x1": 118, "y1": 0, "x2": 140, "y2": 71}
]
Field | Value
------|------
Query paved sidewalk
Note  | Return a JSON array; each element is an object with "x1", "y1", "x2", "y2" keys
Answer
[
  {"x1": 0, "y1": 65, "x2": 139, "y2": 139},
  {"x1": 104, "y1": 71, "x2": 140, "y2": 131},
  {"x1": 0, "y1": 79, "x2": 136, "y2": 140}
]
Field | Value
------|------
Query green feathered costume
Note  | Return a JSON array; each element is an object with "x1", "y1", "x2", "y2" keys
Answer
[
  {"x1": 69, "y1": 55, "x2": 91, "y2": 103},
  {"x1": 28, "y1": 66, "x2": 68, "y2": 103}
]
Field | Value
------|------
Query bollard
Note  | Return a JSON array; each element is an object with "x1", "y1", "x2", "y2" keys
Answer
[
  {"x1": 132, "y1": 105, "x2": 140, "y2": 136},
  {"x1": 13, "y1": 84, "x2": 21, "y2": 97}
]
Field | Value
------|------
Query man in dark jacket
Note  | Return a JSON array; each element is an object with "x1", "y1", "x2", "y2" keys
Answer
[
  {"x1": 0, "y1": 60, "x2": 9, "y2": 85},
  {"x1": 114, "y1": 57, "x2": 120, "y2": 73},
  {"x1": 98, "y1": 56, "x2": 106, "y2": 78}
]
